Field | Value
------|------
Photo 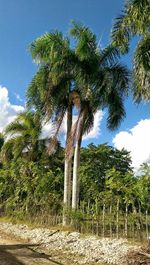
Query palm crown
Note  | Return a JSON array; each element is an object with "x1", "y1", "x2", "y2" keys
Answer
[
  {"x1": 111, "y1": 0, "x2": 150, "y2": 102},
  {"x1": 27, "y1": 22, "x2": 130, "y2": 215},
  {"x1": 2, "y1": 112, "x2": 44, "y2": 162}
]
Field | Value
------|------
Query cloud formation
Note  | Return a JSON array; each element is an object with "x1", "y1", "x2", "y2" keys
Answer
[
  {"x1": 113, "y1": 119, "x2": 150, "y2": 170},
  {"x1": 41, "y1": 122, "x2": 53, "y2": 139},
  {"x1": 83, "y1": 110, "x2": 104, "y2": 140},
  {"x1": 0, "y1": 86, "x2": 24, "y2": 132}
]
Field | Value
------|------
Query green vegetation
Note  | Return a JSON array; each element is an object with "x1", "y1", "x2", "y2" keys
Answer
[
  {"x1": 0, "y1": 0, "x2": 150, "y2": 242},
  {"x1": 0, "y1": 136, "x2": 150, "y2": 240},
  {"x1": 111, "y1": 0, "x2": 150, "y2": 101},
  {"x1": 27, "y1": 21, "x2": 130, "y2": 224}
]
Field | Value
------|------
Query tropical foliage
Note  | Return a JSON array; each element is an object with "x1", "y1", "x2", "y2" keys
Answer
[
  {"x1": 111, "y1": 0, "x2": 150, "y2": 101},
  {"x1": 27, "y1": 22, "x2": 130, "y2": 223},
  {"x1": 0, "y1": 138, "x2": 150, "y2": 240},
  {"x1": 1, "y1": 111, "x2": 46, "y2": 162},
  {"x1": 0, "y1": 14, "x2": 149, "y2": 241}
]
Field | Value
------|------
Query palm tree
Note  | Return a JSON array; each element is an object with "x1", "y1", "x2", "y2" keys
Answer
[
  {"x1": 69, "y1": 22, "x2": 130, "y2": 210},
  {"x1": 27, "y1": 22, "x2": 130, "y2": 220},
  {"x1": 27, "y1": 31, "x2": 79, "y2": 224},
  {"x1": 2, "y1": 111, "x2": 43, "y2": 162},
  {"x1": 111, "y1": 0, "x2": 150, "y2": 101}
]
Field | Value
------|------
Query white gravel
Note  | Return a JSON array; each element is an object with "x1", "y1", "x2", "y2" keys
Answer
[{"x1": 0, "y1": 222, "x2": 139, "y2": 264}]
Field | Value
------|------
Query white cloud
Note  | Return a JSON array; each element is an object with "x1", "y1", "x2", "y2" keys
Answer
[
  {"x1": 83, "y1": 110, "x2": 104, "y2": 140},
  {"x1": 41, "y1": 122, "x2": 53, "y2": 139},
  {"x1": 113, "y1": 119, "x2": 150, "y2": 170},
  {"x1": 0, "y1": 86, "x2": 24, "y2": 132},
  {"x1": 41, "y1": 110, "x2": 104, "y2": 141}
]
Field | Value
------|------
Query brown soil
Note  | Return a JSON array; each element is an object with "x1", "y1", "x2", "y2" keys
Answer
[
  {"x1": 127, "y1": 247, "x2": 150, "y2": 265},
  {"x1": 0, "y1": 230, "x2": 63, "y2": 265}
]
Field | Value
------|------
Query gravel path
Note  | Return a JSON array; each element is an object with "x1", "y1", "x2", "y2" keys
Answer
[
  {"x1": 0, "y1": 229, "x2": 62, "y2": 265},
  {"x1": 0, "y1": 222, "x2": 140, "y2": 265}
]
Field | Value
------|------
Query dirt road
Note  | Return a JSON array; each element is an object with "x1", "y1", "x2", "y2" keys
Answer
[{"x1": 0, "y1": 230, "x2": 63, "y2": 265}]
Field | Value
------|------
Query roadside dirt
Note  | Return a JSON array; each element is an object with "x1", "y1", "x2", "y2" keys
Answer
[{"x1": 0, "y1": 230, "x2": 63, "y2": 265}]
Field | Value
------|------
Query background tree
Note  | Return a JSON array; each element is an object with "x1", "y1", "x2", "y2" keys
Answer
[
  {"x1": 1, "y1": 111, "x2": 44, "y2": 162},
  {"x1": 111, "y1": 0, "x2": 150, "y2": 101},
  {"x1": 79, "y1": 144, "x2": 132, "y2": 204},
  {"x1": 137, "y1": 163, "x2": 150, "y2": 211}
]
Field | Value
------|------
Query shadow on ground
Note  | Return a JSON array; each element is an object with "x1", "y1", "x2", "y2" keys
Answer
[{"x1": 0, "y1": 243, "x2": 64, "y2": 265}]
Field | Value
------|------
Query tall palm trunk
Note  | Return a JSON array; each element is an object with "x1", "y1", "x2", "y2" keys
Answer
[
  {"x1": 72, "y1": 112, "x2": 85, "y2": 210},
  {"x1": 63, "y1": 104, "x2": 72, "y2": 225},
  {"x1": 125, "y1": 202, "x2": 128, "y2": 237},
  {"x1": 72, "y1": 135, "x2": 82, "y2": 210},
  {"x1": 116, "y1": 198, "x2": 120, "y2": 239}
]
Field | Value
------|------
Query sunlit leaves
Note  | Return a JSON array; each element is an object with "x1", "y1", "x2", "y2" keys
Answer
[{"x1": 111, "y1": 0, "x2": 150, "y2": 101}]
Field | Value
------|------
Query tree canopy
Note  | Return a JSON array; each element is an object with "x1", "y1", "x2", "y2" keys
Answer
[{"x1": 111, "y1": 0, "x2": 150, "y2": 101}]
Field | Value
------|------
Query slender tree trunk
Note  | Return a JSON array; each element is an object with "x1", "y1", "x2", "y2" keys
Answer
[
  {"x1": 116, "y1": 198, "x2": 120, "y2": 239},
  {"x1": 72, "y1": 134, "x2": 82, "y2": 210},
  {"x1": 95, "y1": 197, "x2": 98, "y2": 216},
  {"x1": 96, "y1": 199, "x2": 99, "y2": 236},
  {"x1": 125, "y1": 203, "x2": 128, "y2": 237},
  {"x1": 146, "y1": 209, "x2": 149, "y2": 240},
  {"x1": 110, "y1": 204, "x2": 112, "y2": 238},
  {"x1": 72, "y1": 112, "x2": 85, "y2": 211},
  {"x1": 63, "y1": 104, "x2": 72, "y2": 226},
  {"x1": 132, "y1": 204, "x2": 135, "y2": 241},
  {"x1": 133, "y1": 205, "x2": 143, "y2": 241},
  {"x1": 63, "y1": 160, "x2": 72, "y2": 225},
  {"x1": 102, "y1": 202, "x2": 105, "y2": 237}
]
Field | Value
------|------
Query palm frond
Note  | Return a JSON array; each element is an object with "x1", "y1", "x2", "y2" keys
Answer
[
  {"x1": 70, "y1": 20, "x2": 97, "y2": 61},
  {"x1": 4, "y1": 121, "x2": 27, "y2": 137},
  {"x1": 133, "y1": 33, "x2": 150, "y2": 101},
  {"x1": 106, "y1": 90, "x2": 126, "y2": 130},
  {"x1": 13, "y1": 136, "x2": 28, "y2": 160},
  {"x1": 108, "y1": 63, "x2": 130, "y2": 94},
  {"x1": 99, "y1": 45, "x2": 120, "y2": 66},
  {"x1": 111, "y1": 0, "x2": 150, "y2": 53},
  {"x1": 3, "y1": 111, "x2": 43, "y2": 162},
  {"x1": 111, "y1": 14, "x2": 131, "y2": 54},
  {"x1": 30, "y1": 31, "x2": 70, "y2": 65},
  {"x1": 27, "y1": 65, "x2": 52, "y2": 113},
  {"x1": 1, "y1": 139, "x2": 14, "y2": 162}
]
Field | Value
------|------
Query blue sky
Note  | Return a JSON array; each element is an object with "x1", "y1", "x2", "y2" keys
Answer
[{"x1": 0, "y1": 0, "x2": 150, "y2": 169}]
